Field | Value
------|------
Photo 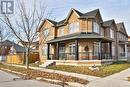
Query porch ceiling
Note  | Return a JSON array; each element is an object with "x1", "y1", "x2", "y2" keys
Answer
[{"x1": 47, "y1": 32, "x2": 113, "y2": 43}]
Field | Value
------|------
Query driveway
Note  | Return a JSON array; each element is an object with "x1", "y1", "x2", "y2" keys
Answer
[
  {"x1": 0, "y1": 70, "x2": 62, "y2": 87},
  {"x1": 86, "y1": 68, "x2": 130, "y2": 87}
]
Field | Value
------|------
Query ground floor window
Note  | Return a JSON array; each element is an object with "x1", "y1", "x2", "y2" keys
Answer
[
  {"x1": 42, "y1": 44, "x2": 47, "y2": 56},
  {"x1": 69, "y1": 43, "x2": 76, "y2": 56},
  {"x1": 93, "y1": 42, "x2": 99, "y2": 56},
  {"x1": 112, "y1": 44, "x2": 115, "y2": 56},
  {"x1": 59, "y1": 45, "x2": 65, "y2": 59}
]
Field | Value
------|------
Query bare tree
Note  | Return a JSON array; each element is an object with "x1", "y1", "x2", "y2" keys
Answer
[
  {"x1": 0, "y1": 0, "x2": 49, "y2": 69},
  {"x1": 0, "y1": 25, "x2": 12, "y2": 43}
]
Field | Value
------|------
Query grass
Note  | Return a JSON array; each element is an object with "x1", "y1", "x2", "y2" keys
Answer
[
  {"x1": 48, "y1": 61, "x2": 130, "y2": 77},
  {"x1": 0, "y1": 63, "x2": 88, "y2": 85}
]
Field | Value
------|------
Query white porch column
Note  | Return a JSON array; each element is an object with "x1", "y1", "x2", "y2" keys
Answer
[{"x1": 125, "y1": 43, "x2": 128, "y2": 58}]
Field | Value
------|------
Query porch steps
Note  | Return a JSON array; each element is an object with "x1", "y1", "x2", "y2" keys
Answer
[{"x1": 39, "y1": 60, "x2": 55, "y2": 68}]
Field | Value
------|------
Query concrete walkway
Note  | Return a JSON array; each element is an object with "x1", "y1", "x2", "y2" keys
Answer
[
  {"x1": 86, "y1": 68, "x2": 130, "y2": 87},
  {"x1": 4, "y1": 64, "x2": 101, "y2": 82}
]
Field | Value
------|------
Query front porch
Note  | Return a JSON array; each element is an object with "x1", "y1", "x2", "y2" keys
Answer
[
  {"x1": 118, "y1": 41, "x2": 128, "y2": 60},
  {"x1": 47, "y1": 38, "x2": 113, "y2": 64}
]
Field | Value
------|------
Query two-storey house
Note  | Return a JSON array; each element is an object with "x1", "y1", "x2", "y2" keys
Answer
[
  {"x1": 38, "y1": 8, "x2": 127, "y2": 66},
  {"x1": 116, "y1": 23, "x2": 128, "y2": 59}
]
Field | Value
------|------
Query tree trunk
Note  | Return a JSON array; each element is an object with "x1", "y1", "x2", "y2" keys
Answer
[{"x1": 25, "y1": 48, "x2": 30, "y2": 69}]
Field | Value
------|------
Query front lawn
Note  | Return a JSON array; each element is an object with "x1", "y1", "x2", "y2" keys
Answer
[{"x1": 48, "y1": 61, "x2": 130, "y2": 77}]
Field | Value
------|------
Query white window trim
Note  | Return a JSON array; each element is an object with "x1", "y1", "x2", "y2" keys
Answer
[
  {"x1": 69, "y1": 22, "x2": 79, "y2": 34},
  {"x1": 43, "y1": 29, "x2": 49, "y2": 38},
  {"x1": 110, "y1": 29, "x2": 114, "y2": 39},
  {"x1": 93, "y1": 22, "x2": 100, "y2": 34}
]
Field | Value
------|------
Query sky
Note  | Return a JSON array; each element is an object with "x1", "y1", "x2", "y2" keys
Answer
[{"x1": 42, "y1": 0, "x2": 130, "y2": 35}]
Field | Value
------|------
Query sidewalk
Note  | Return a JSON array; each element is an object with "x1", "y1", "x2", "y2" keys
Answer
[
  {"x1": 86, "y1": 68, "x2": 130, "y2": 87},
  {"x1": 5, "y1": 64, "x2": 101, "y2": 82}
]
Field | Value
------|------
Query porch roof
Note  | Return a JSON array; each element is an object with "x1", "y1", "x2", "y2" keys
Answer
[{"x1": 47, "y1": 33, "x2": 113, "y2": 43}]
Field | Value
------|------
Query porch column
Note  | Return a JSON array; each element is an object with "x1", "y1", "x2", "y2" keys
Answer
[
  {"x1": 47, "y1": 43, "x2": 50, "y2": 60},
  {"x1": 56, "y1": 42, "x2": 59, "y2": 60},
  {"x1": 75, "y1": 39, "x2": 79, "y2": 60},
  {"x1": 109, "y1": 42, "x2": 112, "y2": 59},
  {"x1": 125, "y1": 43, "x2": 128, "y2": 58},
  {"x1": 99, "y1": 41, "x2": 102, "y2": 60}
]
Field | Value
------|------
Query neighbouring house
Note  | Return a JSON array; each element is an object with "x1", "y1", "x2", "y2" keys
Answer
[
  {"x1": 38, "y1": 8, "x2": 128, "y2": 66},
  {"x1": 127, "y1": 36, "x2": 130, "y2": 60},
  {"x1": 116, "y1": 23, "x2": 128, "y2": 60},
  {"x1": 0, "y1": 40, "x2": 26, "y2": 62},
  {"x1": 0, "y1": 40, "x2": 39, "y2": 64},
  {"x1": 18, "y1": 41, "x2": 39, "y2": 53},
  {"x1": 18, "y1": 41, "x2": 40, "y2": 62}
]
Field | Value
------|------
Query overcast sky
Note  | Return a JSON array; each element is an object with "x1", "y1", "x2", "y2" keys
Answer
[{"x1": 41, "y1": 0, "x2": 130, "y2": 35}]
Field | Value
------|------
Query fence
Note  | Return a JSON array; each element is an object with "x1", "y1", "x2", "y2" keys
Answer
[{"x1": 6, "y1": 53, "x2": 39, "y2": 64}]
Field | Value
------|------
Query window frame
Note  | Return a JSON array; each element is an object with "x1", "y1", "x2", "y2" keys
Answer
[
  {"x1": 110, "y1": 28, "x2": 114, "y2": 39},
  {"x1": 93, "y1": 22, "x2": 100, "y2": 34},
  {"x1": 43, "y1": 29, "x2": 49, "y2": 38},
  {"x1": 68, "y1": 22, "x2": 79, "y2": 34},
  {"x1": 42, "y1": 44, "x2": 48, "y2": 56}
]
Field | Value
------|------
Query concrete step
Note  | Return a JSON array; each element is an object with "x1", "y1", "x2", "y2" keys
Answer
[{"x1": 39, "y1": 60, "x2": 55, "y2": 68}]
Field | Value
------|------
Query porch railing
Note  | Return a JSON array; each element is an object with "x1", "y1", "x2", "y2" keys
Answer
[{"x1": 49, "y1": 52, "x2": 112, "y2": 60}]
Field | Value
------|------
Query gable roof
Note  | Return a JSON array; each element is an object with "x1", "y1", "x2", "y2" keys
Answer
[
  {"x1": 37, "y1": 19, "x2": 57, "y2": 32},
  {"x1": 56, "y1": 19, "x2": 66, "y2": 26},
  {"x1": 38, "y1": 8, "x2": 107, "y2": 28},
  {"x1": 56, "y1": 8, "x2": 101, "y2": 27},
  {"x1": 64, "y1": 8, "x2": 83, "y2": 23},
  {"x1": 80, "y1": 9, "x2": 99, "y2": 18},
  {"x1": 116, "y1": 22, "x2": 127, "y2": 35},
  {"x1": 102, "y1": 19, "x2": 115, "y2": 27},
  {"x1": 0, "y1": 40, "x2": 25, "y2": 53}
]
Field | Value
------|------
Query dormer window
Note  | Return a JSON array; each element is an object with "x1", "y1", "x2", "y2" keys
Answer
[
  {"x1": 69, "y1": 22, "x2": 79, "y2": 33},
  {"x1": 93, "y1": 22, "x2": 100, "y2": 33}
]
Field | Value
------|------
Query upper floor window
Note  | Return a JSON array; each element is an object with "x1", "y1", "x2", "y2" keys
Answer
[
  {"x1": 69, "y1": 22, "x2": 79, "y2": 33},
  {"x1": 58, "y1": 27, "x2": 64, "y2": 36},
  {"x1": 43, "y1": 29, "x2": 49, "y2": 37},
  {"x1": 93, "y1": 22, "x2": 100, "y2": 33},
  {"x1": 110, "y1": 29, "x2": 114, "y2": 38}
]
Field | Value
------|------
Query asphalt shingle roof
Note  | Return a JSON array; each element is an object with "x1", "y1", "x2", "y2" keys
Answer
[
  {"x1": 80, "y1": 9, "x2": 99, "y2": 18},
  {"x1": 47, "y1": 32, "x2": 113, "y2": 43},
  {"x1": 116, "y1": 22, "x2": 127, "y2": 35},
  {"x1": 0, "y1": 40, "x2": 25, "y2": 53},
  {"x1": 102, "y1": 19, "x2": 114, "y2": 27},
  {"x1": 46, "y1": 8, "x2": 100, "y2": 26}
]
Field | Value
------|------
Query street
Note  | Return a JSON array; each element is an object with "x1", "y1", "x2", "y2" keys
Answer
[{"x1": 0, "y1": 70, "x2": 62, "y2": 87}]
